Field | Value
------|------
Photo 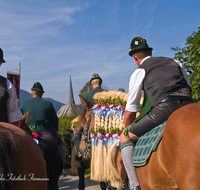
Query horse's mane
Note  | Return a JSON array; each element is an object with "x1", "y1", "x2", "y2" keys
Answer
[
  {"x1": 0, "y1": 125, "x2": 16, "y2": 189},
  {"x1": 78, "y1": 108, "x2": 87, "y2": 123}
]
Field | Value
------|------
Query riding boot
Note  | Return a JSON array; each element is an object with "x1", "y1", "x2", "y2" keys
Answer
[
  {"x1": 54, "y1": 132, "x2": 67, "y2": 168},
  {"x1": 59, "y1": 141, "x2": 67, "y2": 167},
  {"x1": 120, "y1": 141, "x2": 140, "y2": 190}
]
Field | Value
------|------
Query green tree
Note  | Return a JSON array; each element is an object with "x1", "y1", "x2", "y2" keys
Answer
[
  {"x1": 171, "y1": 27, "x2": 200, "y2": 102},
  {"x1": 80, "y1": 82, "x2": 92, "y2": 97},
  {"x1": 58, "y1": 115, "x2": 75, "y2": 134},
  {"x1": 118, "y1": 88, "x2": 125, "y2": 92}
]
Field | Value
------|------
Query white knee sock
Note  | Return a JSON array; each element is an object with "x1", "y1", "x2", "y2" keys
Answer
[{"x1": 120, "y1": 141, "x2": 139, "y2": 189}]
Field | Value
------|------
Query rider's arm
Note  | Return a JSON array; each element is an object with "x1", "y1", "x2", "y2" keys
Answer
[
  {"x1": 7, "y1": 79, "x2": 24, "y2": 124},
  {"x1": 49, "y1": 102, "x2": 59, "y2": 131},
  {"x1": 124, "y1": 110, "x2": 136, "y2": 129},
  {"x1": 124, "y1": 68, "x2": 145, "y2": 129},
  {"x1": 126, "y1": 68, "x2": 145, "y2": 111}
]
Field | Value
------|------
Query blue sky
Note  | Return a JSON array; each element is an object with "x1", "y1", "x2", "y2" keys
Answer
[{"x1": 0, "y1": 0, "x2": 199, "y2": 104}]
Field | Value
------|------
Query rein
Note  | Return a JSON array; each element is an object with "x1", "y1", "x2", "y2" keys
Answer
[{"x1": 82, "y1": 108, "x2": 93, "y2": 143}]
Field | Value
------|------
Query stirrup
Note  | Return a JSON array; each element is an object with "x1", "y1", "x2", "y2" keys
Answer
[
  {"x1": 133, "y1": 186, "x2": 141, "y2": 190},
  {"x1": 119, "y1": 176, "x2": 129, "y2": 190}
]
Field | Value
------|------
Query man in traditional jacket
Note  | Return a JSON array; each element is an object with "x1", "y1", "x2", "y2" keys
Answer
[
  {"x1": 20, "y1": 82, "x2": 58, "y2": 133},
  {"x1": 0, "y1": 47, "x2": 23, "y2": 127},
  {"x1": 20, "y1": 82, "x2": 66, "y2": 166},
  {"x1": 120, "y1": 37, "x2": 193, "y2": 190},
  {"x1": 84, "y1": 73, "x2": 105, "y2": 103},
  {"x1": 74, "y1": 73, "x2": 105, "y2": 161}
]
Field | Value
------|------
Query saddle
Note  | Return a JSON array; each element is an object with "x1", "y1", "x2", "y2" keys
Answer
[{"x1": 132, "y1": 121, "x2": 167, "y2": 167}]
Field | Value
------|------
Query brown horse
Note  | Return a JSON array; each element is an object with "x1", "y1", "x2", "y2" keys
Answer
[
  {"x1": 136, "y1": 102, "x2": 200, "y2": 190},
  {"x1": 21, "y1": 111, "x2": 63, "y2": 190},
  {"x1": 77, "y1": 95, "x2": 127, "y2": 189},
  {"x1": 79, "y1": 95, "x2": 200, "y2": 189},
  {"x1": 0, "y1": 119, "x2": 47, "y2": 190}
]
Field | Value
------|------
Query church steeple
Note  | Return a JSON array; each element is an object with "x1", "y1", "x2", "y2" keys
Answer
[
  {"x1": 68, "y1": 72, "x2": 75, "y2": 106},
  {"x1": 57, "y1": 72, "x2": 77, "y2": 117}
]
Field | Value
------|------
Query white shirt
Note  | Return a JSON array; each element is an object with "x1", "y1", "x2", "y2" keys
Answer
[
  {"x1": 126, "y1": 57, "x2": 191, "y2": 113},
  {"x1": 6, "y1": 79, "x2": 24, "y2": 123}
]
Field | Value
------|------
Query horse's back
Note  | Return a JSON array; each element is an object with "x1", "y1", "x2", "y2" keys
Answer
[
  {"x1": 0, "y1": 122, "x2": 47, "y2": 190},
  {"x1": 164, "y1": 103, "x2": 200, "y2": 189},
  {"x1": 137, "y1": 103, "x2": 200, "y2": 190}
]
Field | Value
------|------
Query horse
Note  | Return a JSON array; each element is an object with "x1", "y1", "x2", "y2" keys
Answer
[
  {"x1": 78, "y1": 93, "x2": 200, "y2": 189},
  {"x1": 0, "y1": 120, "x2": 47, "y2": 190},
  {"x1": 22, "y1": 112, "x2": 63, "y2": 190},
  {"x1": 70, "y1": 94, "x2": 125, "y2": 190}
]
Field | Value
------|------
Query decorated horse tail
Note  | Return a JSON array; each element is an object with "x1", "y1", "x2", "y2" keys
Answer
[
  {"x1": 107, "y1": 140, "x2": 120, "y2": 187},
  {"x1": 0, "y1": 125, "x2": 16, "y2": 190}
]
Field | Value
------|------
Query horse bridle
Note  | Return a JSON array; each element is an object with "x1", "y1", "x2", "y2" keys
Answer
[{"x1": 83, "y1": 108, "x2": 93, "y2": 143}]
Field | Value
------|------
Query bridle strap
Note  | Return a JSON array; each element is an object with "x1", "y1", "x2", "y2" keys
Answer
[{"x1": 84, "y1": 108, "x2": 93, "y2": 142}]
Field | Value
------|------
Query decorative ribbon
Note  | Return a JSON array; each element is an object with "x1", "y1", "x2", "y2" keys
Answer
[
  {"x1": 98, "y1": 107, "x2": 105, "y2": 117},
  {"x1": 103, "y1": 137, "x2": 109, "y2": 147},
  {"x1": 109, "y1": 107, "x2": 117, "y2": 118},
  {"x1": 116, "y1": 109, "x2": 125, "y2": 119},
  {"x1": 102, "y1": 108, "x2": 109, "y2": 117},
  {"x1": 92, "y1": 107, "x2": 97, "y2": 116}
]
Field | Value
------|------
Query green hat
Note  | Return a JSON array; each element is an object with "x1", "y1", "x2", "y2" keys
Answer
[
  {"x1": 129, "y1": 37, "x2": 153, "y2": 56},
  {"x1": 89, "y1": 73, "x2": 102, "y2": 84},
  {"x1": 31, "y1": 82, "x2": 45, "y2": 93},
  {"x1": 0, "y1": 48, "x2": 6, "y2": 63}
]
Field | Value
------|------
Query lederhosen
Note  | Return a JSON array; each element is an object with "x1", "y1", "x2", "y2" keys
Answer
[
  {"x1": 0, "y1": 76, "x2": 9, "y2": 122},
  {"x1": 128, "y1": 57, "x2": 193, "y2": 137}
]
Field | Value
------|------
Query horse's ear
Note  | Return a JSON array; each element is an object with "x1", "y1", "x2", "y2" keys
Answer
[
  {"x1": 23, "y1": 110, "x2": 30, "y2": 124},
  {"x1": 79, "y1": 95, "x2": 93, "y2": 109}
]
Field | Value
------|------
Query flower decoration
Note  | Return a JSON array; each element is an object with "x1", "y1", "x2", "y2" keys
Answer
[
  {"x1": 97, "y1": 104, "x2": 101, "y2": 108},
  {"x1": 33, "y1": 132, "x2": 40, "y2": 139}
]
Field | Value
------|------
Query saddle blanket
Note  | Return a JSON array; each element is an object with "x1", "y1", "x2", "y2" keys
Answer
[{"x1": 132, "y1": 121, "x2": 167, "y2": 167}]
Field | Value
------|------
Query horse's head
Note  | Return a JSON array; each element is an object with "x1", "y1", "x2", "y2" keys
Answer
[{"x1": 78, "y1": 95, "x2": 94, "y2": 132}]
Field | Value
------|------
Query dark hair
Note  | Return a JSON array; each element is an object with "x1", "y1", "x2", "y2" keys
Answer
[{"x1": 134, "y1": 49, "x2": 152, "y2": 59}]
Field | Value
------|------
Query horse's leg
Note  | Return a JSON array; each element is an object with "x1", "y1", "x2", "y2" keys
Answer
[
  {"x1": 106, "y1": 182, "x2": 117, "y2": 190},
  {"x1": 100, "y1": 182, "x2": 107, "y2": 190},
  {"x1": 117, "y1": 150, "x2": 128, "y2": 189},
  {"x1": 78, "y1": 161, "x2": 86, "y2": 190}
]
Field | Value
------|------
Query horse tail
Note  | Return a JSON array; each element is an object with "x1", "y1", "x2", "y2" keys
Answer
[
  {"x1": 107, "y1": 140, "x2": 120, "y2": 187},
  {"x1": 0, "y1": 125, "x2": 16, "y2": 190}
]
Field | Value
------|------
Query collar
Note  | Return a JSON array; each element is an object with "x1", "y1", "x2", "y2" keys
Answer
[{"x1": 140, "y1": 56, "x2": 151, "y2": 65}]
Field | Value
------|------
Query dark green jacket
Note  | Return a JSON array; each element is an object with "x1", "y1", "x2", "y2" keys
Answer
[
  {"x1": 20, "y1": 97, "x2": 58, "y2": 133},
  {"x1": 84, "y1": 87, "x2": 105, "y2": 102},
  {"x1": 82, "y1": 87, "x2": 105, "y2": 110}
]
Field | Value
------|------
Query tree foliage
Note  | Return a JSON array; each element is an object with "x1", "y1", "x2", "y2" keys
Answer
[
  {"x1": 171, "y1": 27, "x2": 200, "y2": 102},
  {"x1": 79, "y1": 81, "x2": 93, "y2": 97},
  {"x1": 58, "y1": 115, "x2": 75, "y2": 135},
  {"x1": 118, "y1": 88, "x2": 125, "y2": 92}
]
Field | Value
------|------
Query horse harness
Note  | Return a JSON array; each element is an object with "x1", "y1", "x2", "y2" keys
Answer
[
  {"x1": 81, "y1": 108, "x2": 93, "y2": 167},
  {"x1": 82, "y1": 108, "x2": 93, "y2": 143}
]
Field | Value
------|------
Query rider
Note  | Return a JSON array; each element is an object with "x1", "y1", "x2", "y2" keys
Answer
[
  {"x1": 20, "y1": 82, "x2": 66, "y2": 166},
  {"x1": 0, "y1": 47, "x2": 23, "y2": 127},
  {"x1": 74, "y1": 73, "x2": 105, "y2": 161},
  {"x1": 120, "y1": 37, "x2": 193, "y2": 190}
]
